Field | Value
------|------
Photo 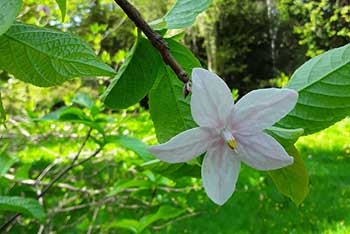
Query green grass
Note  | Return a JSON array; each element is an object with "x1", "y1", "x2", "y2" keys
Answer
[{"x1": 165, "y1": 118, "x2": 350, "y2": 234}]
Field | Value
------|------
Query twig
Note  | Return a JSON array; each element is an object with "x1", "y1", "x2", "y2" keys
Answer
[
  {"x1": 152, "y1": 211, "x2": 201, "y2": 230},
  {"x1": 113, "y1": 0, "x2": 190, "y2": 84}
]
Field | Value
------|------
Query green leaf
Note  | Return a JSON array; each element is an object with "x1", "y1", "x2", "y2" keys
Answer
[
  {"x1": 0, "y1": 22, "x2": 116, "y2": 87},
  {"x1": 265, "y1": 126, "x2": 304, "y2": 146},
  {"x1": 105, "y1": 135, "x2": 154, "y2": 161},
  {"x1": 0, "y1": 152, "x2": 17, "y2": 177},
  {"x1": 0, "y1": 196, "x2": 46, "y2": 222},
  {"x1": 72, "y1": 92, "x2": 94, "y2": 109},
  {"x1": 0, "y1": 92, "x2": 6, "y2": 124},
  {"x1": 149, "y1": 39, "x2": 200, "y2": 143},
  {"x1": 142, "y1": 160, "x2": 201, "y2": 179},
  {"x1": 109, "y1": 179, "x2": 154, "y2": 195},
  {"x1": 102, "y1": 37, "x2": 162, "y2": 109},
  {"x1": 152, "y1": 0, "x2": 212, "y2": 29},
  {"x1": 0, "y1": 0, "x2": 21, "y2": 35},
  {"x1": 55, "y1": 0, "x2": 66, "y2": 21},
  {"x1": 108, "y1": 219, "x2": 139, "y2": 233},
  {"x1": 138, "y1": 205, "x2": 185, "y2": 232},
  {"x1": 277, "y1": 44, "x2": 350, "y2": 135},
  {"x1": 269, "y1": 145, "x2": 309, "y2": 205}
]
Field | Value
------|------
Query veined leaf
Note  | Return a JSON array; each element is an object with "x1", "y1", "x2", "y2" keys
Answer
[
  {"x1": 149, "y1": 39, "x2": 200, "y2": 143},
  {"x1": 55, "y1": 0, "x2": 66, "y2": 21},
  {"x1": 0, "y1": 0, "x2": 21, "y2": 35},
  {"x1": 269, "y1": 145, "x2": 309, "y2": 205},
  {"x1": 102, "y1": 37, "x2": 162, "y2": 109},
  {"x1": 278, "y1": 44, "x2": 350, "y2": 135},
  {"x1": 151, "y1": 0, "x2": 212, "y2": 29},
  {"x1": 0, "y1": 22, "x2": 116, "y2": 87},
  {"x1": 0, "y1": 196, "x2": 46, "y2": 222}
]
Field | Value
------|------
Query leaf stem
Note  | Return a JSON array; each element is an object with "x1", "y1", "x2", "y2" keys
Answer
[{"x1": 113, "y1": 0, "x2": 190, "y2": 84}]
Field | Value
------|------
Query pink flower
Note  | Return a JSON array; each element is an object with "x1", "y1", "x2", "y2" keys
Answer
[{"x1": 149, "y1": 68, "x2": 298, "y2": 205}]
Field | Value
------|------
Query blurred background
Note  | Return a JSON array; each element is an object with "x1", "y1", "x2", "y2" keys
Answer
[{"x1": 1, "y1": 0, "x2": 350, "y2": 233}]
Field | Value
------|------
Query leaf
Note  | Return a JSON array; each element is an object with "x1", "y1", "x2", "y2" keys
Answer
[
  {"x1": 142, "y1": 160, "x2": 201, "y2": 179},
  {"x1": 0, "y1": 152, "x2": 17, "y2": 177},
  {"x1": 105, "y1": 135, "x2": 154, "y2": 161},
  {"x1": 151, "y1": 0, "x2": 212, "y2": 29},
  {"x1": 0, "y1": 22, "x2": 116, "y2": 87},
  {"x1": 277, "y1": 44, "x2": 350, "y2": 135},
  {"x1": 72, "y1": 92, "x2": 94, "y2": 109},
  {"x1": 149, "y1": 39, "x2": 200, "y2": 143},
  {"x1": 102, "y1": 37, "x2": 162, "y2": 109},
  {"x1": 269, "y1": 145, "x2": 309, "y2": 205},
  {"x1": 138, "y1": 205, "x2": 185, "y2": 232},
  {"x1": 0, "y1": 92, "x2": 6, "y2": 124},
  {"x1": 55, "y1": 0, "x2": 66, "y2": 21},
  {"x1": 265, "y1": 126, "x2": 304, "y2": 146},
  {"x1": 109, "y1": 179, "x2": 154, "y2": 196},
  {"x1": 0, "y1": 196, "x2": 46, "y2": 222},
  {"x1": 108, "y1": 219, "x2": 139, "y2": 233},
  {"x1": 0, "y1": 0, "x2": 21, "y2": 35}
]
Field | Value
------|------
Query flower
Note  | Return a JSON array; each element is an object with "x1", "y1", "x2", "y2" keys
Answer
[{"x1": 149, "y1": 68, "x2": 298, "y2": 205}]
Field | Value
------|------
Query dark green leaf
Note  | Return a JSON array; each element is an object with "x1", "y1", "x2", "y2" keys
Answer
[
  {"x1": 105, "y1": 135, "x2": 154, "y2": 161},
  {"x1": 0, "y1": 22, "x2": 116, "y2": 87},
  {"x1": 269, "y1": 145, "x2": 309, "y2": 205},
  {"x1": 278, "y1": 44, "x2": 350, "y2": 135},
  {"x1": 149, "y1": 39, "x2": 200, "y2": 143},
  {"x1": 0, "y1": 0, "x2": 21, "y2": 35},
  {"x1": 55, "y1": 0, "x2": 66, "y2": 21},
  {"x1": 142, "y1": 160, "x2": 201, "y2": 179},
  {"x1": 0, "y1": 196, "x2": 46, "y2": 222},
  {"x1": 109, "y1": 179, "x2": 154, "y2": 195},
  {"x1": 102, "y1": 37, "x2": 162, "y2": 109},
  {"x1": 0, "y1": 92, "x2": 6, "y2": 124}
]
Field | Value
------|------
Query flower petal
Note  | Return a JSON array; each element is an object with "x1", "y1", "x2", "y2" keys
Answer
[
  {"x1": 230, "y1": 88, "x2": 298, "y2": 132},
  {"x1": 235, "y1": 132, "x2": 294, "y2": 170},
  {"x1": 149, "y1": 127, "x2": 217, "y2": 163},
  {"x1": 202, "y1": 144, "x2": 241, "y2": 205},
  {"x1": 191, "y1": 68, "x2": 234, "y2": 128}
]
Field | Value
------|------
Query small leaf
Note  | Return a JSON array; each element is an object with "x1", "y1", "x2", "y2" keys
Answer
[
  {"x1": 108, "y1": 219, "x2": 139, "y2": 233},
  {"x1": 149, "y1": 39, "x2": 200, "y2": 143},
  {"x1": 105, "y1": 135, "x2": 154, "y2": 161},
  {"x1": 0, "y1": 0, "x2": 21, "y2": 35},
  {"x1": 109, "y1": 179, "x2": 154, "y2": 195},
  {"x1": 153, "y1": 0, "x2": 212, "y2": 29},
  {"x1": 55, "y1": 0, "x2": 66, "y2": 21},
  {"x1": 142, "y1": 160, "x2": 201, "y2": 179},
  {"x1": 139, "y1": 205, "x2": 185, "y2": 232},
  {"x1": 0, "y1": 22, "x2": 116, "y2": 87},
  {"x1": 0, "y1": 196, "x2": 46, "y2": 222},
  {"x1": 72, "y1": 92, "x2": 94, "y2": 109},
  {"x1": 0, "y1": 92, "x2": 6, "y2": 124},
  {"x1": 278, "y1": 44, "x2": 350, "y2": 135},
  {"x1": 0, "y1": 152, "x2": 17, "y2": 177},
  {"x1": 102, "y1": 37, "x2": 162, "y2": 109},
  {"x1": 269, "y1": 145, "x2": 309, "y2": 205}
]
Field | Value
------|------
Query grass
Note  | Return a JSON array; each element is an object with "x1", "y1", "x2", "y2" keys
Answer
[{"x1": 165, "y1": 117, "x2": 350, "y2": 234}]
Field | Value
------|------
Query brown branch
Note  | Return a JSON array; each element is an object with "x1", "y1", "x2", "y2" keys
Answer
[{"x1": 113, "y1": 0, "x2": 190, "y2": 84}]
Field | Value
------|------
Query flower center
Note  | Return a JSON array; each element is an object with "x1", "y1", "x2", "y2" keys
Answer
[{"x1": 221, "y1": 129, "x2": 237, "y2": 150}]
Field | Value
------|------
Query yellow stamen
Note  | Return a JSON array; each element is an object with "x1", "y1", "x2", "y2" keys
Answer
[{"x1": 227, "y1": 139, "x2": 237, "y2": 150}]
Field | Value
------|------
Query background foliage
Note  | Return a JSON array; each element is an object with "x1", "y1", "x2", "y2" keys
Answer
[{"x1": 0, "y1": 0, "x2": 350, "y2": 233}]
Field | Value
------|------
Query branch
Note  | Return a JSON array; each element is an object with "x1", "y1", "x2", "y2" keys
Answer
[{"x1": 113, "y1": 0, "x2": 190, "y2": 85}]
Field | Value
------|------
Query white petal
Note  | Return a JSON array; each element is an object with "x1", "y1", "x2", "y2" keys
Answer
[
  {"x1": 191, "y1": 68, "x2": 234, "y2": 128},
  {"x1": 149, "y1": 127, "x2": 217, "y2": 163},
  {"x1": 230, "y1": 88, "x2": 298, "y2": 132},
  {"x1": 235, "y1": 132, "x2": 294, "y2": 170},
  {"x1": 202, "y1": 144, "x2": 241, "y2": 205}
]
